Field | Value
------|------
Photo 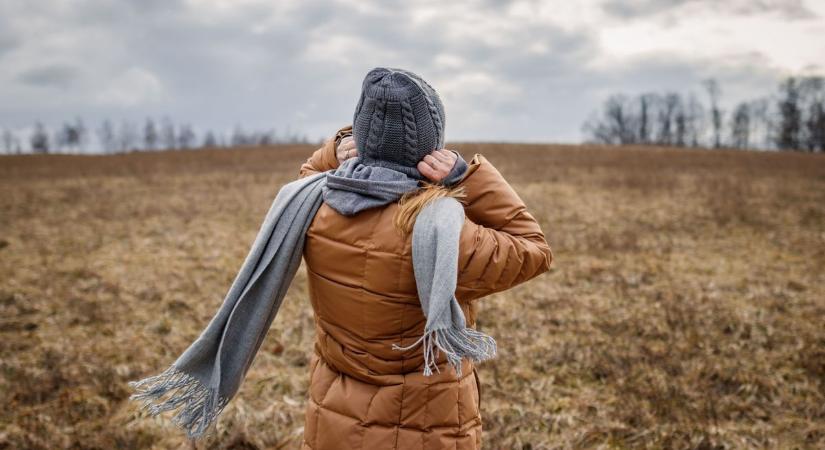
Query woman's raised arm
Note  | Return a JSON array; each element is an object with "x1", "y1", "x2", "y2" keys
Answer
[
  {"x1": 297, "y1": 125, "x2": 352, "y2": 178},
  {"x1": 453, "y1": 153, "x2": 553, "y2": 302}
]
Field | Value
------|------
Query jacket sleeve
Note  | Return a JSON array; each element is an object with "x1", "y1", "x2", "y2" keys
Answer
[
  {"x1": 298, "y1": 125, "x2": 352, "y2": 178},
  {"x1": 453, "y1": 153, "x2": 553, "y2": 302}
]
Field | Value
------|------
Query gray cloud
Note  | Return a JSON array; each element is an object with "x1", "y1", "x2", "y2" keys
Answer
[
  {"x1": 603, "y1": 0, "x2": 817, "y2": 20},
  {"x1": 723, "y1": 0, "x2": 817, "y2": 19},
  {"x1": 0, "y1": 33, "x2": 19, "y2": 59},
  {"x1": 602, "y1": 0, "x2": 690, "y2": 19},
  {"x1": 16, "y1": 64, "x2": 80, "y2": 88}
]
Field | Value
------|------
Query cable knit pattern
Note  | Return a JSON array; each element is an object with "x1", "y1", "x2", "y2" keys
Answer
[
  {"x1": 400, "y1": 99, "x2": 419, "y2": 168},
  {"x1": 424, "y1": 93, "x2": 443, "y2": 150},
  {"x1": 365, "y1": 97, "x2": 386, "y2": 161},
  {"x1": 353, "y1": 67, "x2": 446, "y2": 179}
]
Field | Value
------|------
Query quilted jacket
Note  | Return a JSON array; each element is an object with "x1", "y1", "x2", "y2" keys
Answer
[{"x1": 298, "y1": 125, "x2": 553, "y2": 449}]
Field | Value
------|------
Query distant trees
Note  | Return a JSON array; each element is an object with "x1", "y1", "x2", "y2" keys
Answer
[
  {"x1": 749, "y1": 98, "x2": 771, "y2": 149},
  {"x1": 768, "y1": 76, "x2": 825, "y2": 151},
  {"x1": 30, "y1": 122, "x2": 50, "y2": 154},
  {"x1": 97, "y1": 120, "x2": 117, "y2": 154},
  {"x1": 730, "y1": 102, "x2": 751, "y2": 149},
  {"x1": 2, "y1": 128, "x2": 21, "y2": 154},
  {"x1": 776, "y1": 78, "x2": 802, "y2": 150},
  {"x1": 703, "y1": 79, "x2": 723, "y2": 149},
  {"x1": 581, "y1": 95, "x2": 634, "y2": 145},
  {"x1": 798, "y1": 77, "x2": 825, "y2": 151},
  {"x1": 117, "y1": 120, "x2": 139, "y2": 152},
  {"x1": 202, "y1": 131, "x2": 218, "y2": 148},
  {"x1": 584, "y1": 75, "x2": 825, "y2": 151},
  {"x1": 177, "y1": 124, "x2": 196, "y2": 149},
  {"x1": 807, "y1": 100, "x2": 825, "y2": 151},
  {"x1": 1, "y1": 117, "x2": 312, "y2": 154},
  {"x1": 53, "y1": 119, "x2": 87, "y2": 153},
  {"x1": 160, "y1": 117, "x2": 177, "y2": 150},
  {"x1": 231, "y1": 126, "x2": 253, "y2": 147},
  {"x1": 229, "y1": 125, "x2": 308, "y2": 148},
  {"x1": 583, "y1": 91, "x2": 706, "y2": 147},
  {"x1": 143, "y1": 118, "x2": 158, "y2": 150}
]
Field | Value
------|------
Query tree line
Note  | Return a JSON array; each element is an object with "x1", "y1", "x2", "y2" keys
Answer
[
  {"x1": 583, "y1": 76, "x2": 825, "y2": 151},
  {"x1": 0, "y1": 117, "x2": 314, "y2": 154}
]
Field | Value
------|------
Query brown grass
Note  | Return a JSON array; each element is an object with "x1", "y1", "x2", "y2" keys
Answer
[{"x1": 1, "y1": 143, "x2": 824, "y2": 449}]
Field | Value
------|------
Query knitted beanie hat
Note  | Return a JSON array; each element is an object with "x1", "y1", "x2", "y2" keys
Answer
[{"x1": 353, "y1": 67, "x2": 446, "y2": 178}]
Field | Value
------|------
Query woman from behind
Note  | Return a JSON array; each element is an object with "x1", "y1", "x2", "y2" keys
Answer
[{"x1": 298, "y1": 67, "x2": 553, "y2": 450}]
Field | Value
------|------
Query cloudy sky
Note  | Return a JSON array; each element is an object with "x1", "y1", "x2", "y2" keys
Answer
[{"x1": 1, "y1": 0, "x2": 823, "y2": 147}]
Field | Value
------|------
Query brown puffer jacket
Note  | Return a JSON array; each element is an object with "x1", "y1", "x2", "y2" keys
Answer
[{"x1": 298, "y1": 125, "x2": 553, "y2": 450}]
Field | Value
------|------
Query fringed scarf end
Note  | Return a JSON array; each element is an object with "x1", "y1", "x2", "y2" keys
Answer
[
  {"x1": 128, "y1": 365, "x2": 229, "y2": 440},
  {"x1": 392, "y1": 327, "x2": 497, "y2": 377}
]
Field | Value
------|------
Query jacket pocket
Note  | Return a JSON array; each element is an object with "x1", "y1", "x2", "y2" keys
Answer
[{"x1": 473, "y1": 367, "x2": 482, "y2": 410}]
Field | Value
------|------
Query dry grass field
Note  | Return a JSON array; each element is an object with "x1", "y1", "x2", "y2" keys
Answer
[{"x1": 1, "y1": 142, "x2": 824, "y2": 449}]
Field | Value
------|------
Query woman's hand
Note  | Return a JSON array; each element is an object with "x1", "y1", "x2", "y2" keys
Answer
[
  {"x1": 418, "y1": 149, "x2": 459, "y2": 183},
  {"x1": 336, "y1": 135, "x2": 358, "y2": 163}
]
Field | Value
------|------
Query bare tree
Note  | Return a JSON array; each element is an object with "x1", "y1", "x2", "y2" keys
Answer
[
  {"x1": 160, "y1": 117, "x2": 176, "y2": 150},
  {"x1": 702, "y1": 79, "x2": 724, "y2": 148},
  {"x1": 776, "y1": 77, "x2": 802, "y2": 150},
  {"x1": 144, "y1": 118, "x2": 158, "y2": 151},
  {"x1": 582, "y1": 94, "x2": 636, "y2": 145},
  {"x1": 799, "y1": 76, "x2": 824, "y2": 152},
  {"x1": 231, "y1": 125, "x2": 249, "y2": 147},
  {"x1": 54, "y1": 125, "x2": 68, "y2": 153},
  {"x1": 118, "y1": 120, "x2": 139, "y2": 152},
  {"x1": 808, "y1": 100, "x2": 825, "y2": 152},
  {"x1": 177, "y1": 124, "x2": 196, "y2": 149},
  {"x1": 257, "y1": 130, "x2": 278, "y2": 146},
  {"x1": 30, "y1": 122, "x2": 50, "y2": 154},
  {"x1": 684, "y1": 93, "x2": 704, "y2": 147},
  {"x1": 55, "y1": 119, "x2": 85, "y2": 153},
  {"x1": 202, "y1": 131, "x2": 217, "y2": 148},
  {"x1": 730, "y1": 102, "x2": 751, "y2": 149},
  {"x1": 582, "y1": 114, "x2": 614, "y2": 145},
  {"x1": 656, "y1": 93, "x2": 681, "y2": 145},
  {"x1": 75, "y1": 118, "x2": 87, "y2": 153},
  {"x1": 637, "y1": 94, "x2": 655, "y2": 144},
  {"x1": 2, "y1": 129, "x2": 17, "y2": 154},
  {"x1": 748, "y1": 98, "x2": 771, "y2": 149},
  {"x1": 97, "y1": 120, "x2": 117, "y2": 154},
  {"x1": 674, "y1": 101, "x2": 687, "y2": 147}
]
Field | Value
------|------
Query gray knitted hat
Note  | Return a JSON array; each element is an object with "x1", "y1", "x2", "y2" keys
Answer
[{"x1": 353, "y1": 67, "x2": 446, "y2": 178}]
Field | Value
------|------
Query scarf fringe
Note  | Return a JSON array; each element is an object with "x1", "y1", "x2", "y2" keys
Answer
[
  {"x1": 128, "y1": 365, "x2": 229, "y2": 439},
  {"x1": 391, "y1": 327, "x2": 497, "y2": 377}
]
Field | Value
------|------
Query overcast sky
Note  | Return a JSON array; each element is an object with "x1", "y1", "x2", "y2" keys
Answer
[{"x1": 1, "y1": 0, "x2": 823, "y2": 146}]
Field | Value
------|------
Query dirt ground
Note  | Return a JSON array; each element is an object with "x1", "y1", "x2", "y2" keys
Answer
[{"x1": 1, "y1": 142, "x2": 823, "y2": 449}]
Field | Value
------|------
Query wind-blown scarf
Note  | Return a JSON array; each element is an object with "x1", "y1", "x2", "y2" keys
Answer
[{"x1": 127, "y1": 156, "x2": 496, "y2": 440}]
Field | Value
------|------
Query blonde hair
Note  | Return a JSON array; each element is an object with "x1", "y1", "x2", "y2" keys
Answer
[{"x1": 393, "y1": 182, "x2": 467, "y2": 235}]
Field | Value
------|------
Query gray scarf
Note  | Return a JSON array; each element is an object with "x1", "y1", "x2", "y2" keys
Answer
[{"x1": 127, "y1": 156, "x2": 496, "y2": 440}]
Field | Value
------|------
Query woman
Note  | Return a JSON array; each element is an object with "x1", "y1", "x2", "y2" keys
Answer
[{"x1": 297, "y1": 68, "x2": 553, "y2": 449}]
